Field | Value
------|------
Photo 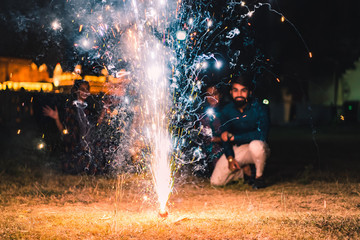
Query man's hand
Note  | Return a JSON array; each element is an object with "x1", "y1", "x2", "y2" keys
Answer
[
  {"x1": 211, "y1": 136, "x2": 221, "y2": 143},
  {"x1": 221, "y1": 131, "x2": 234, "y2": 142},
  {"x1": 227, "y1": 156, "x2": 240, "y2": 172}
]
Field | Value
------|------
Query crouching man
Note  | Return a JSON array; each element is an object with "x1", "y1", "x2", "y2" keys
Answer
[{"x1": 210, "y1": 75, "x2": 270, "y2": 189}]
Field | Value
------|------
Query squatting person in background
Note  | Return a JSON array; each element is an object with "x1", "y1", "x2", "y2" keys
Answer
[{"x1": 210, "y1": 74, "x2": 270, "y2": 189}]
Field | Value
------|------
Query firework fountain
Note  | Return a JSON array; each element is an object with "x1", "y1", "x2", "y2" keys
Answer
[{"x1": 55, "y1": 0, "x2": 311, "y2": 217}]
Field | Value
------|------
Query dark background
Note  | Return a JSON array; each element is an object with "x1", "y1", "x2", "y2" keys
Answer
[{"x1": 1, "y1": 0, "x2": 360, "y2": 78}]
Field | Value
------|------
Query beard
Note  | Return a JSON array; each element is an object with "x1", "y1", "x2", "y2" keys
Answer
[{"x1": 233, "y1": 97, "x2": 247, "y2": 108}]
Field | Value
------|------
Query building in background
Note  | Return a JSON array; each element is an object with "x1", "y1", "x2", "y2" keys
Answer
[{"x1": 0, "y1": 57, "x2": 129, "y2": 95}]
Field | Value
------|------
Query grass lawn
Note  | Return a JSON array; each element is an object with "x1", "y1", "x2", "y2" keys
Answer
[
  {"x1": 1, "y1": 124, "x2": 360, "y2": 239},
  {"x1": 1, "y1": 172, "x2": 360, "y2": 239}
]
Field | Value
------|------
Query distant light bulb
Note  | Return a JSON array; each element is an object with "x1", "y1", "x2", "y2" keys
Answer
[
  {"x1": 207, "y1": 19, "x2": 213, "y2": 27},
  {"x1": 188, "y1": 18, "x2": 194, "y2": 25},
  {"x1": 37, "y1": 143, "x2": 45, "y2": 150},
  {"x1": 263, "y1": 99, "x2": 269, "y2": 105}
]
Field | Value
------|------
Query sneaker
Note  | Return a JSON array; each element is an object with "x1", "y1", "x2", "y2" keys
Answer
[
  {"x1": 252, "y1": 176, "x2": 266, "y2": 189},
  {"x1": 243, "y1": 174, "x2": 255, "y2": 186}
]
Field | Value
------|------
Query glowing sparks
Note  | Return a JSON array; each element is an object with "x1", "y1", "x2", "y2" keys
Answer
[
  {"x1": 202, "y1": 61, "x2": 208, "y2": 69},
  {"x1": 215, "y1": 60, "x2": 222, "y2": 69},
  {"x1": 176, "y1": 31, "x2": 187, "y2": 40},
  {"x1": 206, "y1": 108, "x2": 214, "y2": 116},
  {"x1": 51, "y1": 20, "x2": 61, "y2": 30},
  {"x1": 61, "y1": 0, "x2": 313, "y2": 217},
  {"x1": 81, "y1": 39, "x2": 91, "y2": 49}
]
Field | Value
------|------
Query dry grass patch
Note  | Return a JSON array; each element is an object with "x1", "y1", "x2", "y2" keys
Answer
[{"x1": 1, "y1": 173, "x2": 360, "y2": 239}]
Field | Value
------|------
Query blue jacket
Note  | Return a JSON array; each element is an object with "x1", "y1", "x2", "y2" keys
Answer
[{"x1": 220, "y1": 99, "x2": 270, "y2": 158}]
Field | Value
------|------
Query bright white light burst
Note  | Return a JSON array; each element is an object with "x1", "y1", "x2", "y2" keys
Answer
[{"x1": 51, "y1": 20, "x2": 61, "y2": 30}]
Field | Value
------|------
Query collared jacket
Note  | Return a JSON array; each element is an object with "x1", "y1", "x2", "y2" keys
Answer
[{"x1": 220, "y1": 98, "x2": 270, "y2": 158}]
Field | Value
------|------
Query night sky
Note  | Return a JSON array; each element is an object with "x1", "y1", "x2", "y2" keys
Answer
[{"x1": 1, "y1": 0, "x2": 360, "y2": 79}]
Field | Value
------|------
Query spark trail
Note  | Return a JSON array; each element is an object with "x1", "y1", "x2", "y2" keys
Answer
[{"x1": 61, "y1": 0, "x2": 312, "y2": 214}]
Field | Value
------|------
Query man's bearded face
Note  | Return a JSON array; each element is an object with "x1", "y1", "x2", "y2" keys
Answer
[
  {"x1": 233, "y1": 96, "x2": 247, "y2": 108},
  {"x1": 230, "y1": 83, "x2": 250, "y2": 109}
]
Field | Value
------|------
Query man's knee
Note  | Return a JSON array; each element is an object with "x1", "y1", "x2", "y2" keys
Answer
[
  {"x1": 210, "y1": 177, "x2": 223, "y2": 186},
  {"x1": 210, "y1": 174, "x2": 226, "y2": 187},
  {"x1": 249, "y1": 140, "x2": 269, "y2": 157}
]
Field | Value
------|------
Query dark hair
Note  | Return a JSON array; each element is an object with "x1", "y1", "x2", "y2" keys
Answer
[
  {"x1": 69, "y1": 79, "x2": 90, "y2": 101},
  {"x1": 71, "y1": 80, "x2": 90, "y2": 94},
  {"x1": 231, "y1": 74, "x2": 254, "y2": 91}
]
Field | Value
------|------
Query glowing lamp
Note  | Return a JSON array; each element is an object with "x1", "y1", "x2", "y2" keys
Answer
[
  {"x1": 176, "y1": 31, "x2": 186, "y2": 40},
  {"x1": 263, "y1": 99, "x2": 269, "y2": 105}
]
